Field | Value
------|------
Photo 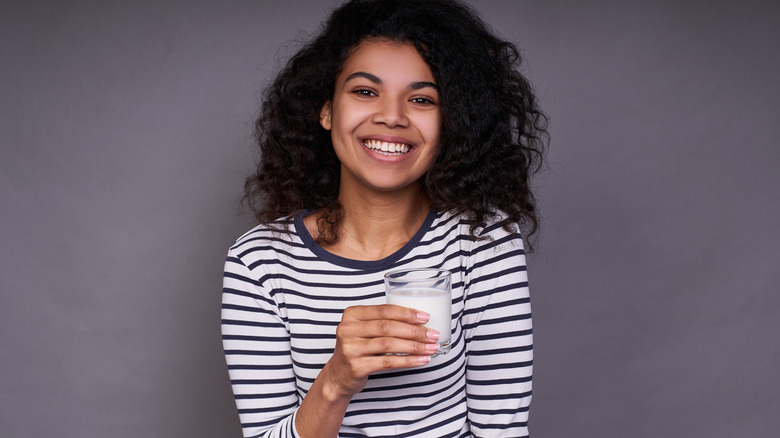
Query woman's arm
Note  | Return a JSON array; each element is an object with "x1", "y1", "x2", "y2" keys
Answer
[
  {"x1": 462, "y1": 227, "x2": 534, "y2": 437},
  {"x1": 222, "y1": 250, "x2": 300, "y2": 438}
]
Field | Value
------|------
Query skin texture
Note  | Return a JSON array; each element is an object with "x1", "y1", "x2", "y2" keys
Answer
[
  {"x1": 295, "y1": 40, "x2": 444, "y2": 438},
  {"x1": 320, "y1": 40, "x2": 441, "y2": 195}
]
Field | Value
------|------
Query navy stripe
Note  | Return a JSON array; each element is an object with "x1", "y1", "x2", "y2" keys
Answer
[
  {"x1": 462, "y1": 314, "x2": 532, "y2": 331},
  {"x1": 228, "y1": 364, "x2": 293, "y2": 371},
  {"x1": 467, "y1": 344, "x2": 533, "y2": 356},
  {"x1": 238, "y1": 401, "x2": 298, "y2": 414},
  {"x1": 234, "y1": 390, "x2": 296, "y2": 400},
  {"x1": 467, "y1": 360, "x2": 533, "y2": 371},
  {"x1": 224, "y1": 349, "x2": 291, "y2": 356},
  {"x1": 468, "y1": 389, "x2": 533, "y2": 401},
  {"x1": 466, "y1": 375, "x2": 532, "y2": 386},
  {"x1": 231, "y1": 377, "x2": 297, "y2": 385},
  {"x1": 223, "y1": 334, "x2": 291, "y2": 342}
]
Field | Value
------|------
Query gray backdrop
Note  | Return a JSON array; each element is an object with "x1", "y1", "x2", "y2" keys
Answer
[{"x1": 2, "y1": 0, "x2": 778, "y2": 437}]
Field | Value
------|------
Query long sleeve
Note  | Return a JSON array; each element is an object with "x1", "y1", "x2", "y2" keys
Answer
[
  {"x1": 462, "y1": 224, "x2": 533, "y2": 437},
  {"x1": 222, "y1": 248, "x2": 301, "y2": 438}
]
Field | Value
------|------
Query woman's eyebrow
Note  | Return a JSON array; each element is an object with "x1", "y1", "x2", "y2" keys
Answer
[
  {"x1": 409, "y1": 81, "x2": 438, "y2": 92},
  {"x1": 344, "y1": 72, "x2": 439, "y2": 92},
  {"x1": 345, "y1": 71, "x2": 382, "y2": 84}
]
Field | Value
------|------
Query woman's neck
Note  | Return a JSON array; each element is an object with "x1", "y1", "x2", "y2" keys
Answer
[{"x1": 309, "y1": 182, "x2": 431, "y2": 261}]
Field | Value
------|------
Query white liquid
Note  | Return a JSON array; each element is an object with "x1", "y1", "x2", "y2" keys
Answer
[{"x1": 386, "y1": 287, "x2": 451, "y2": 343}]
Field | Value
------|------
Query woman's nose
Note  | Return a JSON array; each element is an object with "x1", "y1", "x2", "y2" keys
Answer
[{"x1": 372, "y1": 98, "x2": 409, "y2": 128}]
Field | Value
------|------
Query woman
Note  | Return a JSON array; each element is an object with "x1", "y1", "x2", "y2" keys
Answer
[{"x1": 222, "y1": 0, "x2": 547, "y2": 436}]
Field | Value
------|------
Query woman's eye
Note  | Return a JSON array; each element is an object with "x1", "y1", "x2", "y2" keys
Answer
[
  {"x1": 353, "y1": 89, "x2": 376, "y2": 97},
  {"x1": 411, "y1": 97, "x2": 436, "y2": 105}
]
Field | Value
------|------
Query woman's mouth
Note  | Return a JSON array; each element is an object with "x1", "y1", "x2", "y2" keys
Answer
[{"x1": 362, "y1": 139, "x2": 411, "y2": 155}]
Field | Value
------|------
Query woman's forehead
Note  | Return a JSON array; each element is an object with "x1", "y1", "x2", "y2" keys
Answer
[{"x1": 338, "y1": 40, "x2": 436, "y2": 85}]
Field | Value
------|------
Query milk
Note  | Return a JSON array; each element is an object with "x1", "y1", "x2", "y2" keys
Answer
[{"x1": 386, "y1": 287, "x2": 452, "y2": 344}]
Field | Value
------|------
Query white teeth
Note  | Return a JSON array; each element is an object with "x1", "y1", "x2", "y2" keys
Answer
[{"x1": 363, "y1": 139, "x2": 410, "y2": 155}]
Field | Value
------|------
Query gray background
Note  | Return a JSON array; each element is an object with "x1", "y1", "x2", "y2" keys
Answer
[{"x1": 1, "y1": 0, "x2": 778, "y2": 436}]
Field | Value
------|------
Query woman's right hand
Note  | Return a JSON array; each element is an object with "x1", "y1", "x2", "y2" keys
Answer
[{"x1": 321, "y1": 304, "x2": 441, "y2": 399}]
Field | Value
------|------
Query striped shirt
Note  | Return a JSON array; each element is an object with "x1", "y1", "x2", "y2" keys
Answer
[{"x1": 222, "y1": 209, "x2": 533, "y2": 437}]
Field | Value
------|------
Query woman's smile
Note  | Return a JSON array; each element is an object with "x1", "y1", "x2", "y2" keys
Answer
[{"x1": 362, "y1": 139, "x2": 411, "y2": 156}]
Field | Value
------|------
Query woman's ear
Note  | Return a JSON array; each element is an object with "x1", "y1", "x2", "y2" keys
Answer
[{"x1": 320, "y1": 102, "x2": 332, "y2": 130}]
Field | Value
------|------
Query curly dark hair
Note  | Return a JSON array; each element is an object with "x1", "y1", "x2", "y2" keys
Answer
[{"x1": 243, "y1": 0, "x2": 548, "y2": 248}]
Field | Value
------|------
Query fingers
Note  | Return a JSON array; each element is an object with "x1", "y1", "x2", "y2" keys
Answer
[
  {"x1": 341, "y1": 334, "x2": 440, "y2": 357},
  {"x1": 373, "y1": 352, "x2": 433, "y2": 369},
  {"x1": 342, "y1": 346, "x2": 435, "y2": 376},
  {"x1": 338, "y1": 305, "x2": 440, "y2": 356},
  {"x1": 338, "y1": 317, "x2": 438, "y2": 343},
  {"x1": 344, "y1": 304, "x2": 431, "y2": 325},
  {"x1": 341, "y1": 304, "x2": 440, "y2": 342}
]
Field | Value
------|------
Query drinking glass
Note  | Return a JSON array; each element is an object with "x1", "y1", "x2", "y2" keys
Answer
[{"x1": 384, "y1": 268, "x2": 452, "y2": 356}]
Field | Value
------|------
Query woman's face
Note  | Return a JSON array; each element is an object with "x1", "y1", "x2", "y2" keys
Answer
[{"x1": 320, "y1": 40, "x2": 441, "y2": 196}]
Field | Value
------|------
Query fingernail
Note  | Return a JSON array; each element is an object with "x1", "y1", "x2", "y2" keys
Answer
[
  {"x1": 426, "y1": 343, "x2": 440, "y2": 352},
  {"x1": 427, "y1": 330, "x2": 440, "y2": 341},
  {"x1": 417, "y1": 312, "x2": 430, "y2": 321},
  {"x1": 418, "y1": 356, "x2": 431, "y2": 364}
]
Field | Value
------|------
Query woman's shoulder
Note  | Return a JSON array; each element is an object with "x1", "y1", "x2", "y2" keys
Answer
[
  {"x1": 228, "y1": 216, "x2": 300, "y2": 254},
  {"x1": 434, "y1": 209, "x2": 525, "y2": 257},
  {"x1": 418, "y1": 210, "x2": 526, "y2": 280}
]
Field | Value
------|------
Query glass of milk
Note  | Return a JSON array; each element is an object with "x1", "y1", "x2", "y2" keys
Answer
[{"x1": 384, "y1": 268, "x2": 452, "y2": 357}]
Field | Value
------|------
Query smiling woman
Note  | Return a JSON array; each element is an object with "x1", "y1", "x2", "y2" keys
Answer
[{"x1": 222, "y1": 0, "x2": 548, "y2": 437}]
